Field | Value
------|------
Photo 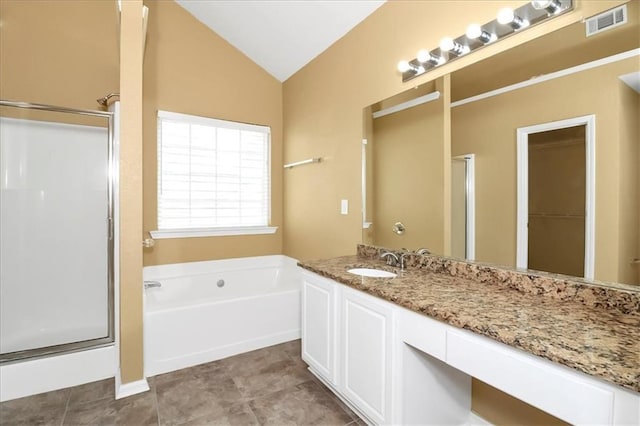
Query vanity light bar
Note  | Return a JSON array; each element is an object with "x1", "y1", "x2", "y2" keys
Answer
[{"x1": 398, "y1": 0, "x2": 573, "y2": 82}]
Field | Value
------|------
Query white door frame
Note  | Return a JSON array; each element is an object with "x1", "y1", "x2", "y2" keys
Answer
[
  {"x1": 452, "y1": 154, "x2": 476, "y2": 261},
  {"x1": 516, "y1": 115, "x2": 595, "y2": 280}
]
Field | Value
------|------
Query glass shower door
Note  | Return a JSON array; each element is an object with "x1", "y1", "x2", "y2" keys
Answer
[{"x1": 0, "y1": 103, "x2": 114, "y2": 361}]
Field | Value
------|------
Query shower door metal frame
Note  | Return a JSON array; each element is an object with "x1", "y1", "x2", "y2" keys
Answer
[{"x1": 0, "y1": 100, "x2": 115, "y2": 363}]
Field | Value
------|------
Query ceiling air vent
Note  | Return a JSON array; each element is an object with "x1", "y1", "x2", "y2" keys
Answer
[{"x1": 585, "y1": 4, "x2": 627, "y2": 37}]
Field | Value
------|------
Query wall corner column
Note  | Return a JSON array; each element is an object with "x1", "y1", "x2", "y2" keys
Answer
[
  {"x1": 118, "y1": 0, "x2": 145, "y2": 386},
  {"x1": 438, "y1": 74, "x2": 452, "y2": 256}
]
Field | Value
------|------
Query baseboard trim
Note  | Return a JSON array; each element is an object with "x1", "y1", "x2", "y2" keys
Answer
[
  {"x1": 115, "y1": 371, "x2": 150, "y2": 400},
  {"x1": 466, "y1": 411, "x2": 494, "y2": 425}
]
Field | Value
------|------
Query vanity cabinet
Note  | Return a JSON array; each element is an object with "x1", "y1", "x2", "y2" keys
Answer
[
  {"x1": 300, "y1": 270, "x2": 395, "y2": 424},
  {"x1": 340, "y1": 286, "x2": 395, "y2": 424},
  {"x1": 301, "y1": 271, "x2": 338, "y2": 386},
  {"x1": 300, "y1": 268, "x2": 640, "y2": 425}
]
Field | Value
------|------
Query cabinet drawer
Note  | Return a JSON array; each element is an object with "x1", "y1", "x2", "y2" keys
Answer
[
  {"x1": 398, "y1": 308, "x2": 447, "y2": 361},
  {"x1": 446, "y1": 329, "x2": 614, "y2": 425}
]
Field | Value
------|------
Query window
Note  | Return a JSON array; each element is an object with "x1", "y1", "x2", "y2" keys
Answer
[{"x1": 151, "y1": 110, "x2": 275, "y2": 239}]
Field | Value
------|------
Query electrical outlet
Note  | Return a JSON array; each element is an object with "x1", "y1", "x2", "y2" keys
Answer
[{"x1": 341, "y1": 199, "x2": 349, "y2": 215}]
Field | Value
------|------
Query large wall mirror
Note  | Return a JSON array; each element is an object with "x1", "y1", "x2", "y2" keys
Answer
[{"x1": 362, "y1": 2, "x2": 639, "y2": 287}]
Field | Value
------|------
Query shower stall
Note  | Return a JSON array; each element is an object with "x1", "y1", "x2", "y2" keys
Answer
[{"x1": 0, "y1": 100, "x2": 115, "y2": 370}]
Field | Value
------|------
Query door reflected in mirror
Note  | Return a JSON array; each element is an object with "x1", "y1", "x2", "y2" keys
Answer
[{"x1": 520, "y1": 122, "x2": 590, "y2": 279}]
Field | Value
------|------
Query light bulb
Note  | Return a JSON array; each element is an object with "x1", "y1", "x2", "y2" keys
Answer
[
  {"x1": 416, "y1": 49, "x2": 430, "y2": 63},
  {"x1": 417, "y1": 49, "x2": 444, "y2": 66},
  {"x1": 531, "y1": 0, "x2": 561, "y2": 13},
  {"x1": 531, "y1": 0, "x2": 552, "y2": 8},
  {"x1": 466, "y1": 24, "x2": 482, "y2": 39},
  {"x1": 497, "y1": 7, "x2": 515, "y2": 24},
  {"x1": 439, "y1": 37, "x2": 469, "y2": 55},
  {"x1": 497, "y1": 7, "x2": 529, "y2": 29},
  {"x1": 439, "y1": 37, "x2": 455, "y2": 52},
  {"x1": 397, "y1": 60, "x2": 411, "y2": 73},
  {"x1": 466, "y1": 23, "x2": 496, "y2": 44}
]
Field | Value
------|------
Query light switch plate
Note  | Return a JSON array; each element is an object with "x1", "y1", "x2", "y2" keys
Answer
[{"x1": 341, "y1": 199, "x2": 349, "y2": 215}]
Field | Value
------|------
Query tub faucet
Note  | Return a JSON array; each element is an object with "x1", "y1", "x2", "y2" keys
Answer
[
  {"x1": 144, "y1": 280, "x2": 162, "y2": 289},
  {"x1": 380, "y1": 251, "x2": 399, "y2": 266}
]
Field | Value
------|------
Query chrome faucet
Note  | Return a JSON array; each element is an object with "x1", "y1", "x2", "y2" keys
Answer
[
  {"x1": 380, "y1": 251, "x2": 399, "y2": 266},
  {"x1": 399, "y1": 252, "x2": 413, "y2": 271},
  {"x1": 144, "y1": 280, "x2": 162, "y2": 289},
  {"x1": 394, "y1": 248, "x2": 430, "y2": 271}
]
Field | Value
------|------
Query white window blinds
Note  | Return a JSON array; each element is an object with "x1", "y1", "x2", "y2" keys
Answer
[{"x1": 157, "y1": 111, "x2": 271, "y2": 231}]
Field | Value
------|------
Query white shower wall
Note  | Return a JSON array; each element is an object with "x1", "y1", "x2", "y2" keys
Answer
[{"x1": 0, "y1": 117, "x2": 110, "y2": 354}]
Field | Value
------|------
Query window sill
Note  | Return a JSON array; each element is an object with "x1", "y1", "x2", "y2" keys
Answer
[{"x1": 150, "y1": 226, "x2": 278, "y2": 239}]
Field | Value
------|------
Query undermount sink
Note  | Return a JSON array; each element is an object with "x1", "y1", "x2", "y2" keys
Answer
[{"x1": 347, "y1": 268, "x2": 396, "y2": 278}]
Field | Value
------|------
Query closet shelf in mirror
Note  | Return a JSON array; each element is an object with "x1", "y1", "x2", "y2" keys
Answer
[{"x1": 528, "y1": 213, "x2": 584, "y2": 219}]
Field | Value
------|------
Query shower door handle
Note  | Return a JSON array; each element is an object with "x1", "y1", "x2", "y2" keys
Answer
[{"x1": 107, "y1": 217, "x2": 113, "y2": 241}]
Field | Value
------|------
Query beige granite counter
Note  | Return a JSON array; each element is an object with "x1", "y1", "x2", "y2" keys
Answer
[{"x1": 298, "y1": 248, "x2": 640, "y2": 393}]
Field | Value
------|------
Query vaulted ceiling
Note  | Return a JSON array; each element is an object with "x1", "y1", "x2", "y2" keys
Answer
[{"x1": 175, "y1": 0, "x2": 386, "y2": 82}]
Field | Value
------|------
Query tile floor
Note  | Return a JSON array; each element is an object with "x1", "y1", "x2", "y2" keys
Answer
[{"x1": 0, "y1": 340, "x2": 364, "y2": 426}]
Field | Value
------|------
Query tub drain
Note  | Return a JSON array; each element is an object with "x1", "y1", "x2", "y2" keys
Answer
[{"x1": 217, "y1": 279, "x2": 225, "y2": 288}]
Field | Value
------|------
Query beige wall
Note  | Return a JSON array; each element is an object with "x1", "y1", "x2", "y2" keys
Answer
[
  {"x1": 618, "y1": 76, "x2": 640, "y2": 284},
  {"x1": 282, "y1": 0, "x2": 624, "y2": 262},
  {"x1": 452, "y1": 57, "x2": 638, "y2": 284},
  {"x1": 370, "y1": 94, "x2": 445, "y2": 251},
  {"x1": 119, "y1": 0, "x2": 145, "y2": 384},
  {"x1": 0, "y1": 0, "x2": 119, "y2": 108},
  {"x1": 284, "y1": 1, "x2": 526, "y2": 261},
  {"x1": 472, "y1": 380, "x2": 568, "y2": 426},
  {"x1": 142, "y1": 0, "x2": 283, "y2": 266}
]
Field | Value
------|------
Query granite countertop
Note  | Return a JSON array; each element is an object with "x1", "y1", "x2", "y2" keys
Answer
[{"x1": 298, "y1": 254, "x2": 640, "y2": 393}]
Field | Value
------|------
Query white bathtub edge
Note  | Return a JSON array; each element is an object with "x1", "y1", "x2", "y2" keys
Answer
[
  {"x1": 0, "y1": 345, "x2": 115, "y2": 402},
  {"x1": 115, "y1": 371, "x2": 150, "y2": 400},
  {"x1": 143, "y1": 255, "x2": 299, "y2": 280},
  {"x1": 145, "y1": 329, "x2": 300, "y2": 377}
]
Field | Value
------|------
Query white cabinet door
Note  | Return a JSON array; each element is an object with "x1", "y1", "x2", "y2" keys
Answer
[
  {"x1": 301, "y1": 271, "x2": 338, "y2": 386},
  {"x1": 341, "y1": 286, "x2": 394, "y2": 425}
]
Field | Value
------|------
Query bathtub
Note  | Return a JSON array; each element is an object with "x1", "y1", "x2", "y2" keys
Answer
[{"x1": 143, "y1": 255, "x2": 301, "y2": 376}]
